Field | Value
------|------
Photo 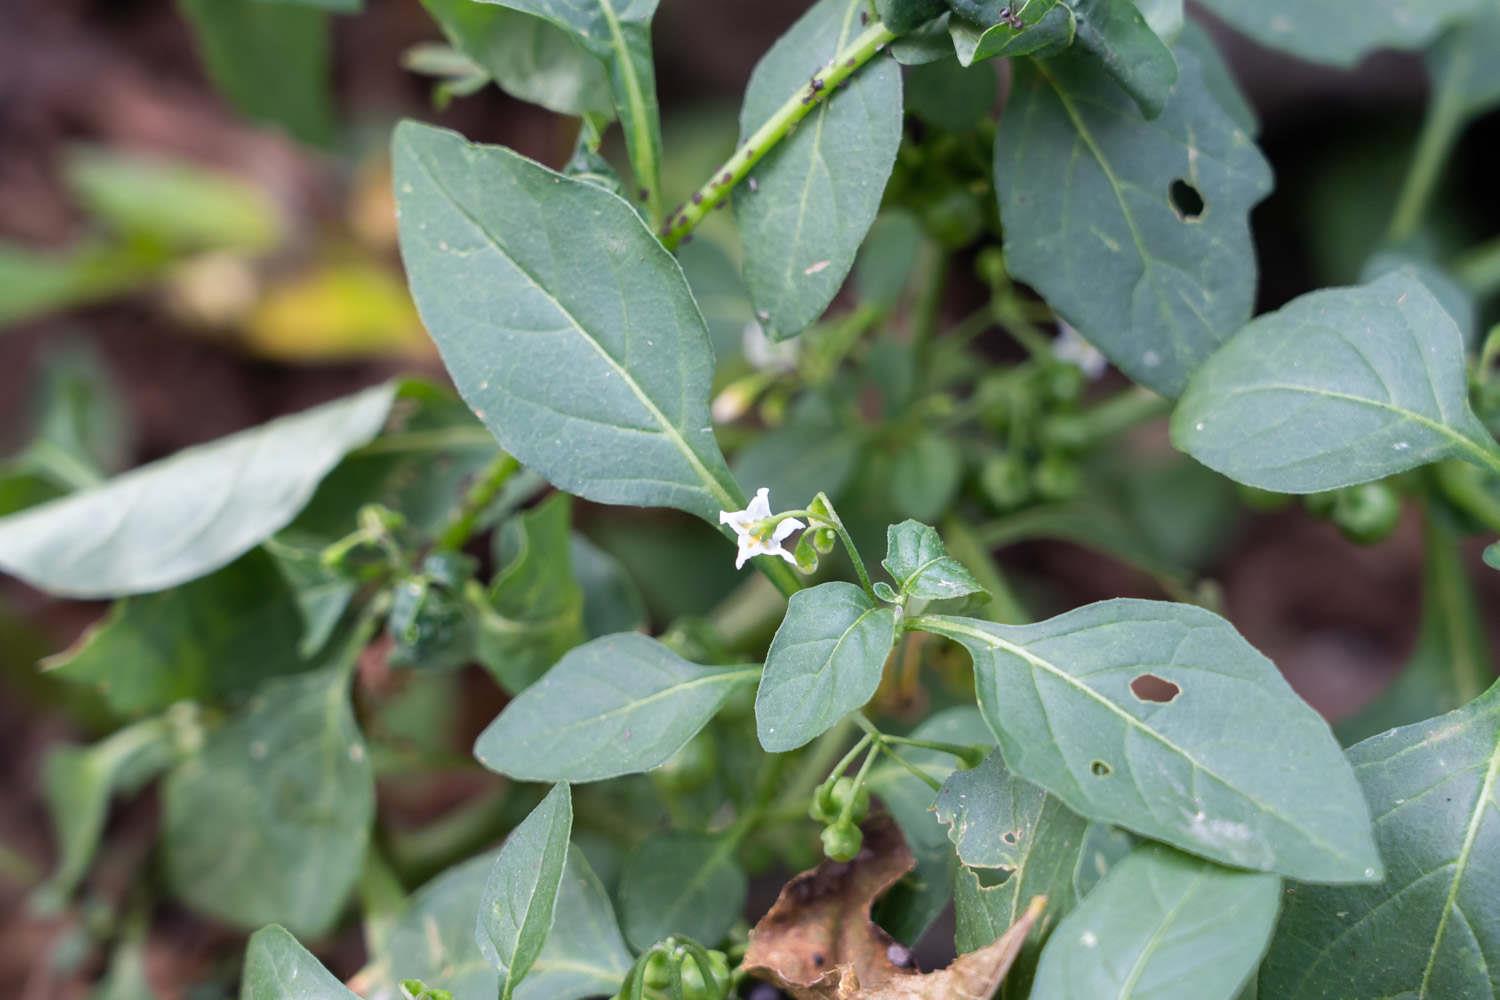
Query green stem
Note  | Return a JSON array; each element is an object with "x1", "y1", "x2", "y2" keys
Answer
[
  {"x1": 911, "y1": 246, "x2": 950, "y2": 370},
  {"x1": 1453, "y1": 236, "x2": 1500, "y2": 300},
  {"x1": 659, "y1": 19, "x2": 900, "y2": 250},
  {"x1": 881, "y1": 733, "x2": 985, "y2": 767},
  {"x1": 435, "y1": 454, "x2": 520, "y2": 552},
  {"x1": 875, "y1": 742, "x2": 942, "y2": 791},
  {"x1": 778, "y1": 718, "x2": 860, "y2": 816},
  {"x1": 1389, "y1": 58, "x2": 1468, "y2": 244},
  {"x1": 1042, "y1": 386, "x2": 1170, "y2": 448},
  {"x1": 837, "y1": 737, "x2": 882, "y2": 824}
]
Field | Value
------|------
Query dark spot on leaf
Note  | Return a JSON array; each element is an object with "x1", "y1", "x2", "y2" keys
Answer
[
  {"x1": 1169, "y1": 179, "x2": 1205, "y2": 221},
  {"x1": 812, "y1": 952, "x2": 824, "y2": 967},
  {"x1": 1130, "y1": 673, "x2": 1181, "y2": 703},
  {"x1": 1002, "y1": 831, "x2": 1018, "y2": 845},
  {"x1": 1091, "y1": 760, "x2": 1112, "y2": 777}
]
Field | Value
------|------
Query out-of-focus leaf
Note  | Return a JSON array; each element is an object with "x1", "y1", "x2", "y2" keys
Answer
[
  {"x1": 177, "y1": 0, "x2": 334, "y2": 145},
  {"x1": 0, "y1": 242, "x2": 162, "y2": 328},
  {"x1": 1428, "y1": 6, "x2": 1500, "y2": 124},
  {"x1": 162, "y1": 662, "x2": 374, "y2": 936},
  {"x1": 0, "y1": 382, "x2": 396, "y2": 598},
  {"x1": 854, "y1": 210, "x2": 929, "y2": 309},
  {"x1": 571, "y1": 533, "x2": 647, "y2": 637},
  {"x1": 905, "y1": 57, "x2": 997, "y2": 132},
  {"x1": 1069, "y1": 0, "x2": 1178, "y2": 118},
  {"x1": 45, "y1": 551, "x2": 311, "y2": 715},
  {"x1": 678, "y1": 238, "x2": 753, "y2": 367},
  {"x1": 618, "y1": 831, "x2": 748, "y2": 950},
  {"x1": 732, "y1": 397, "x2": 863, "y2": 510},
  {"x1": 36, "y1": 717, "x2": 174, "y2": 908},
  {"x1": 1194, "y1": 0, "x2": 1485, "y2": 68},
  {"x1": 889, "y1": 431, "x2": 962, "y2": 523},
  {"x1": 65, "y1": 147, "x2": 280, "y2": 252}
]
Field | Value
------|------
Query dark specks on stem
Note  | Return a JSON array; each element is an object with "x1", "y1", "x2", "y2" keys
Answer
[
  {"x1": 719, "y1": 171, "x2": 732, "y2": 185},
  {"x1": 637, "y1": 186, "x2": 649, "y2": 201},
  {"x1": 691, "y1": 192, "x2": 703, "y2": 205}
]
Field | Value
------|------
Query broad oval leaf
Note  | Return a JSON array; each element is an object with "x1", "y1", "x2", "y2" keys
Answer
[
  {"x1": 1194, "y1": 0, "x2": 1486, "y2": 67},
  {"x1": 393, "y1": 122, "x2": 740, "y2": 524},
  {"x1": 996, "y1": 40, "x2": 1271, "y2": 396},
  {"x1": 618, "y1": 831, "x2": 748, "y2": 951},
  {"x1": 1171, "y1": 271, "x2": 1499, "y2": 493},
  {"x1": 1069, "y1": 0, "x2": 1178, "y2": 119},
  {"x1": 1030, "y1": 844, "x2": 1281, "y2": 1000},
  {"x1": 1262, "y1": 681, "x2": 1500, "y2": 999},
  {"x1": 756, "y1": 581, "x2": 900, "y2": 753},
  {"x1": 734, "y1": 0, "x2": 903, "y2": 341},
  {"x1": 375, "y1": 846, "x2": 631, "y2": 1000},
  {"x1": 474, "y1": 633, "x2": 757, "y2": 782},
  {"x1": 883, "y1": 519, "x2": 985, "y2": 601},
  {"x1": 0, "y1": 382, "x2": 395, "y2": 598},
  {"x1": 162, "y1": 665, "x2": 375, "y2": 936},
  {"x1": 477, "y1": 783, "x2": 572, "y2": 998},
  {"x1": 915, "y1": 600, "x2": 1383, "y2": 882},
  {"x1": 241, "y1": 925, "x2": 357, "y2": 1000}
]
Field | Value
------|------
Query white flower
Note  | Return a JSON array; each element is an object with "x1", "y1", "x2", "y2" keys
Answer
[
  {"x1": 1053, "y1": 322, "x2": 1108, "y2": 380},
  {"x1": 743, "y1": 320, "x2": 799, "y2": 373},
  {"x1": 719, "y1": 487, "x2": 803, "y2": 569}
]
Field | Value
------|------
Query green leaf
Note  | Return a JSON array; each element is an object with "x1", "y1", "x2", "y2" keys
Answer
[
  {"x1": 935, "y1": 749, "x2": 1065, "y2": 870},
  {"x1": 618, "y1": 831, "x2": 748, "y2": 951},
  {"x1": 950, "y1": 0, "x2": 1077, "y2": 66},
  {"x1": 472, "y1": 0, "x2": 662, "y2": 213},
  {"x1": 866, "y1": 706, "x2": 996, "y2": 945},
  {"x1": 0, "y1": 382, "x2": 395, "y2": 598},
  {"x1": 1171, "y1": 271, "x2": 1498, "y2": 493},
  {"x1": 854, "y1": 210, "x2": 928, "y2": 309},
  {"x1": 1362, "y1": 253, "x2": 1476, "y2": 347},
  {"x1": 1194, "y1": 0, "x2": 1485, "y2": 67},
  {"x1": 45, "y1": 551, "x2": 310, "y2": 715},
  {"x1": 1069, "y1": 0, "x2": 1178, "y2": 118},
  {"x1": 1337, "y1": 505, "x2": 1494, "y2": 744},
  {"x1": 90, "y1": 935, "x2": 159, "y2": 1000},
  {"x1": 65, "y1": 147, "x2": 281, "y2": 253},
  {"x1": 474, "y1": 633, "x2": 756, "y2": 781},
  {"x1": 1261, "y1": 682, "x2": 1500, "y2": 999},
  {"x1": 176, "y1": 0, "x2": 334, "y2": 145},
  {"x1": 1176, "y1": 21, "x2": 1256, "y2": 136},
  {"x1": 240, "y1": 925, "x2": 357, "y2": 1000},
  {"x1": 1029, "y1": 844, "x2": 1281, "y2": 1000},
  {"x1": 995, "y1": 39, "x2": 1272, "y2": 397},
  {"x1": 260, "y1": 0, "x2": 363, "y2": 11},
  {"x1": 418, "y1": 0, "x2": 613, "y2": 117},
  {"x1": 882, "y1": 519, "x2": 985, "y2": 601},
  {"x1": 393, "y1": 122, "x2": 740, "y2": 525},
  {"x1": 914, "y1": 600, "x2": 1383, "y2": 882},
  {"x1": 477, "y1": 783, "x2": 572, "y2": 1000},
  {"x1": 904, "y1": 57, "x2": 998, "y2": 132},
  {"x1": 731, "y1": 396, "x2": 863, "y2": 510},
  {"x1": 162, "y1": 663, "x2": 374, "y2": 936},
  {"x1": 374, "y1": 847, "x2": 630, "y2": 1000},
  {"x1": 473, "y1": 494, "x2": 585, "y2": 692},
  {"x1": 36, "y1": 718, "x2": 173, "y2": 908},
  {"x1": 889, "y1": 431, "x2": 963, "y2": 522},
  {"x1": 571, "y1": 533, "x2": 647, "y2": 637},
  {"x1": 734, "y1": 0, "x2": 903, "y2": 340},
  {"x1": 678, "y1": 238, "x2": 754, "y2": 365},
  {"x1": 756, "y1": 581, "x2": 900, "y2": 752}
]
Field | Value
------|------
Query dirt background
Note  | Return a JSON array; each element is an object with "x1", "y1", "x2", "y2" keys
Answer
[{"x1": 2, "y1": 0, "x2": 1499, "y2": 996}]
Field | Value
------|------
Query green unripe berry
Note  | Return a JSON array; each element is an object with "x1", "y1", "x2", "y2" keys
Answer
[
  {"x1": 975, "y1": 247, "x2": 1008, "y2": 288},
  {"x1": 981, "y1": 453, "x2": 1031, "y2": 511},
  {"x1": 642, "y1": 951, "x2": 673, "y2": 991},
  {"x1": 1033, "y1": 453, "x2": 1081, "y2": 501},
  {"x1": 821, "y1": 821, "x2": 863, "y2": 862},
  {"x1": 679, "y1": 949, "x2": 732, "y2": 1000},
  {"x1": 808, "y1": 782, "x2": 839, "y2": 824},
  {"x1": 829, "y1": 776, "x2": 870, "y2": 821},
  {"x1": 1332, "y1": 481, "x2": 1402, "y2": 544}
]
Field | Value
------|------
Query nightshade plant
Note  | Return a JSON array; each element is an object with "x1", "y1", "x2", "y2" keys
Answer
[{"x1": 8, "y1": 0, "x2": 1500, "y2": 998}]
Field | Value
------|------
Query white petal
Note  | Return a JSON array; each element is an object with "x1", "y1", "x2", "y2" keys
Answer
[
  {"x1": 775, "y1": 547, "x2": 801, "y2": 567},
  {"x1": 746, "y1": 487, "x2": 772, "y2": 519},
  {"x1": 769, "y1": 518, "x2": 804, "y2": 544}
]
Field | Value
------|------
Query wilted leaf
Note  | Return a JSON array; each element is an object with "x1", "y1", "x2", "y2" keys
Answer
[{"x1": 745, "y1": 815, "x2": 1045, "y2": 999}]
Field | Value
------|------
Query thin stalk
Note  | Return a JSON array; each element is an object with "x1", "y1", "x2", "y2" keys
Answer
[
  {"x1": 435, "y1": 453, "x2": 520, "y2": 552},
  {"x1": 1389, "y1": 58, "x2": 1468, "y2": 243},
  {"x1": 881, "y1": 733, "x2": 985, "y2": 767},
  {"x1": 875, "y1": 742, "x2": 942, "y2": 791},
  {"x1": 659, "y1": 20, "x2": 899, "y2": 249}
]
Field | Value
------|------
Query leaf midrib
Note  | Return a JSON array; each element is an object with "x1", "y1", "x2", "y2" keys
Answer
[
  {"x1": 918, "y1": 615, "x2": 1366, "y2": 870},
  {"x1": 407, "y1": 145, "x2": 735, "y2": 512}
]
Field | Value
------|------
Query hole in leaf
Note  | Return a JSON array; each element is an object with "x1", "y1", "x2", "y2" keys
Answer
[
  {"x1": 975, "y1": 866, "x2": 1014, "y2": 888},
  {"x1": 1002, "y1": 830, "x2": 1019, "y2": 845},
  {"x1": 1169, "y1": 179, "x2": 1205, "y2": 221},
  {"x1": 1091, "y1": 760, "x2": 1112, "y2": 777},
  {"x1": 1130, "y1": 673, "x2": 1181, "y2": 703}
]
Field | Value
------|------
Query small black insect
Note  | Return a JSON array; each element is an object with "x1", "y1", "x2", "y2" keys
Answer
[
  {"x1": 809, "y1": 76, "x2": 825, "y2": 92},
  {"x1": 997, "y1": 5, "x2": 1025, "y2": 28}
]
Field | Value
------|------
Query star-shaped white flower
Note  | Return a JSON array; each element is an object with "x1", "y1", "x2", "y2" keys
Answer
[{"x1": 719, "y1": 487, "x2": 803, "y2": 569}]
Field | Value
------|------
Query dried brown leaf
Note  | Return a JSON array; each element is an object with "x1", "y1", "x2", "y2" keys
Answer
[{"x1": 745, "y1": 815, "x2": 1046, "y2": 1000}]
